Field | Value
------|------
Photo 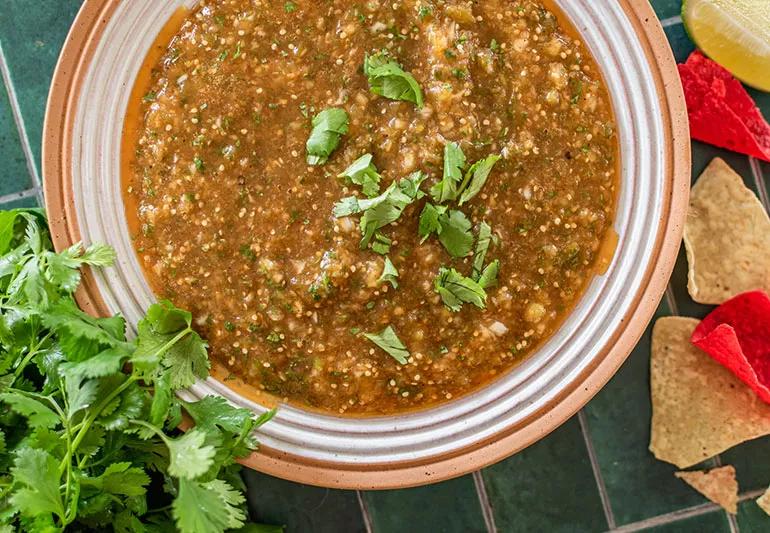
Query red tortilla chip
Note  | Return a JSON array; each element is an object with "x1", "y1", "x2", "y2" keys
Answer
[
  {"x1": 679, "y1": 52, "x2": 770, "y2": 162},
  {"x1": 691, "y1": 290, "x2": 770, "y2": 404}
]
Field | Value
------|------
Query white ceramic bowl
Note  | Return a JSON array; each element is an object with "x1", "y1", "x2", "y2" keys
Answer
[{"x1": 44, "y1": 0, "x2": 689, "y2": 488}]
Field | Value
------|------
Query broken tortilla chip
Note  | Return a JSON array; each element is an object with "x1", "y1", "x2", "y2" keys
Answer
[
  {"x1": 683, "y1": 158, "x2": 770, "y2": 305},
  {"x1": 675, "y1": 466, "x2": 738, "y2": 514},
  {"x1": 691, "y1": 291, "x2": 770, "y2": 404},
  {"x1": 758, "y1": 486, "x2": 770, "y2": 516},
  {"x1": 650, "y1": 317, "x2": 770, "y2": 468}
]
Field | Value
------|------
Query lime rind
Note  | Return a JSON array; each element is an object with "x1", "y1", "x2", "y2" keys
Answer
[{"x1": 682, "y1": 0, "x2": 770, "y2": 91}]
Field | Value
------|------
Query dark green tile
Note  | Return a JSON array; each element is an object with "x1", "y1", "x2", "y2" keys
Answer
[
  {"x1": 0, "y1": 0, "x2": 83, "y2": 173},
  {"x1": 481, "y1": 417, "x2": 607, "y2": 533},
  {"x1": 582, "y1": 300, "x2": 721, "y2": 525},
  {"x1": 737, "y1": 498, "x2": 770, "y2": 532},
  {"x1": 664, "y1": 23, "x2": 695, "y2": 64},
  {"x1": 0, "y1": 193, "x2": 38, "y2": 210},
  {"x1": 642, "y1": 510, "x2": 730, "y2": 532},
  {"x1": 242, "y1": 470, "x2": 366, "y2": 533},
  {"x1": 720, "y1": 436, "x2": 770, "y2": 493},
  {"x1": 650, "y1": 0, "x2": 682, "y2": 20},
  {"x1": 0, "y1": 82, "x2": 32, "y2": 195},
  {"x1": 364, "y1": 475, "x2": 485, "y2": 533}
]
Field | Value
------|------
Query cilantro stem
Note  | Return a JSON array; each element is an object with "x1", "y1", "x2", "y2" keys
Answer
[
  {"x1": 60, "y1": 375, "x2": 139, "y2": 475},
  {"x1": 12, "y1": 332, "x2": 52, "y2": 378}
]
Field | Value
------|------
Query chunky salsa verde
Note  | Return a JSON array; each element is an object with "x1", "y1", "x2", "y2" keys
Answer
[{"x1": 124, "y1": 0, "x2": 618, "y2": 415}]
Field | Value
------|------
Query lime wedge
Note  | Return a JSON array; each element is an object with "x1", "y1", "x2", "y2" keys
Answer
[{"x1": 682, "y1": 0, "x2": 770, "y2": 91}]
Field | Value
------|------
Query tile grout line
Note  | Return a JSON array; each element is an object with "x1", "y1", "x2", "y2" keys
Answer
[
  {"x1": 578, "y1": 410, "x2": 616, "y2": 530},
  {"x1": 610, "y1": 488, "x2": 766, "y2": 533},
  {"x1": 609, "y1": 502, "x2": 717, "y2": 533},
  {"x1": 750, "y1": 156, "x2": 769, "y2": 210},
  {"x1": 0, "y1": 40, "x2": 42, "y2": 190},
  {"x1": 664, "y1": 284, "x2": 679, "y2": 316},
  {"x1": 472, "y1": 470, "x2": 498, "y2": 533},
  {"x1": 355, "y1": 491, "x2": 374, "y2": 533},
  {"x1": 659, "y1": 15, "x2": 683, "y2": 28},
  {"x1": 0, "y1": 187, "x2": 40, "y2": 205}
]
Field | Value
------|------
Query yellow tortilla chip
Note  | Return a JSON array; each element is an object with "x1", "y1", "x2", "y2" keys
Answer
[
  {"x1": 675, "y1": 466, "x2": 738, "y2": 514},
  {"x1": 684, "y1": 157, "x2": 770, "y2": 305},
  {"x1": 758, "y1": 486, "x2": 770, "y2": 516},
  {"x1": 649, "y1": 317, "x2": 770, "y2": 468}
]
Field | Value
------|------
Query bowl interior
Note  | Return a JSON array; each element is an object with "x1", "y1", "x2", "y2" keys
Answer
[{"x1": 60, "y1": 0, "x2": 670, "y2": 473}]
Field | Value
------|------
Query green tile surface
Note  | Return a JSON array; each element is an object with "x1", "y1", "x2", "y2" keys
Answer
[
  {"x1": 738, "y1": 500, "x2": 770, "y2": 532},
  {"x1": 482, "y1": 418, "x2": 608, "y2": 532},
  {"x1": 363, "y1": 475, "x2": 486, "y2": 533},
  {"x1": 0, "y1": 83, "x2": 32, "y2": 195},
  {"x1": 2, "y1": 1, "x2": 770, "y2": 532},
  {"x1": 242, "y1": 471, "x2": 367, "y2": 533},
  {"x1": 0, "y1": 0, "x2": 82, "y2": 174},
  {"x1": 651, "y1": 0, "x2": 682, "y2": 20}
]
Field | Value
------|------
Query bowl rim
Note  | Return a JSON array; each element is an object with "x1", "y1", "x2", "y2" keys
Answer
[{"x1": 42, "y1": 0, "x2": 690, "y2": 489}]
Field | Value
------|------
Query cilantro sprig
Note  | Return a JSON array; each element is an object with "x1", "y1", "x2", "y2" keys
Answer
[{"x1": 0, "y1": 211, "x2": 280, "y2": 532}]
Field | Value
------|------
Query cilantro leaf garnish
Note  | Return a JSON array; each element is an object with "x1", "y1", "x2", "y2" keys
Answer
[
  {"x1": 418, "y1": 203, "x2": 446, "y2": 243},
  {"x1": 364, "y1": 51, "x2": 424, "y2": 107},
  {"x1": 306, "y1": 108, "x2": 349, "y2": 165},
  {"x1": 378, "y1": 257, "x2": 400, "y2": 288},
  {"x1": 429, "y1": 143, "x2": 500, "y2": 205},
  {"x1": 371, "y1": 232, "x2": 393, "y2": 255},
  {"x1": 472, "y1": 221, "x2": 494, "y2": 279},
  {"x1": 477, "y1": 259, "x2": 500, "y2": 289},
  {"x1": 418, "y1": 204, "x2": 474, "y2": 258},
  {"x1": 363, "y1": 326, "x2": 410, "y2": 364},
  {"x1": 430, "y1": 142, "x2": 466, "y2": 203},
  {"x1": 434, "y1": 267, "x2": 487, "y2": 312},
  {"x1": 338, "y1": 153, "x2": 382, "y2": 197},
  {"x1": 334, "y1": 171, "x2": 427, "y2": 250},
  {"x1": 458, "y1": 154, "x2": 501, "y2": 205},
  {"x1": 437, "y1": 209, "x2": 474, "y2": 258}
]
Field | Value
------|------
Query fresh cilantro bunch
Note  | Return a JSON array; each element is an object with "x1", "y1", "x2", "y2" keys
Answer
[{"x1": 0, "y1": 210, "x2": 279, "y2": 532}]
